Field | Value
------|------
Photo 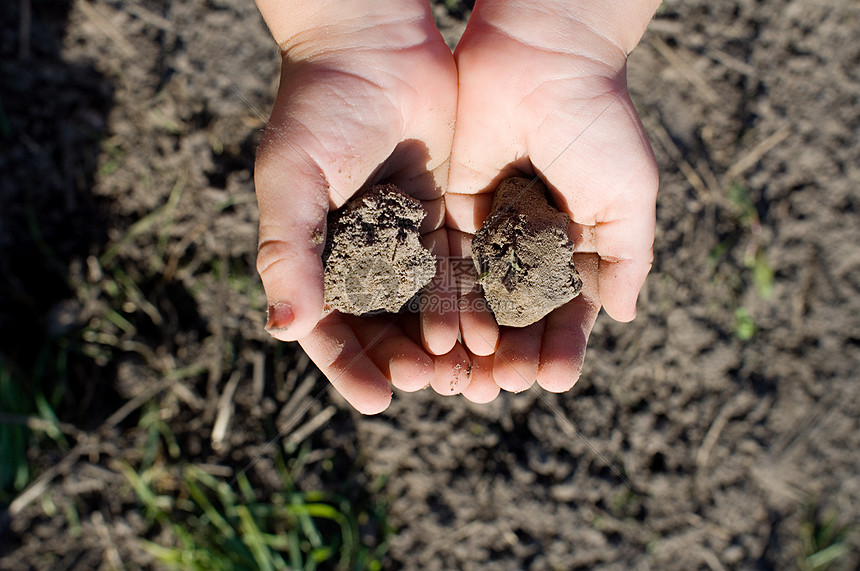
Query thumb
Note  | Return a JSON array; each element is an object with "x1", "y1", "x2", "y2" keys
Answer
[
  {"x1": 256, "y1": 148, "x2": 329, "y2": 342},
  {"x1": 254, "y1": 59, "x2": 403, "y2": 341}
]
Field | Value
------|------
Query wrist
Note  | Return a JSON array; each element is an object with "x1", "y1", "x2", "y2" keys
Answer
[
  {"x1": 255, "y1": 0, "x2": 435, "y2": 52},
  {"x1": 471, "y1": 0, "x2": 661, "y2": 63}
]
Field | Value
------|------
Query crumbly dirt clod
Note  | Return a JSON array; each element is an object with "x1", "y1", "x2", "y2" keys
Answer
[
  {"x1": 472, "y1": 177, "x2": 582, "y2": 327},
  {"x1": 322, "y1": 184, "x2": 436, "y2": 315}
]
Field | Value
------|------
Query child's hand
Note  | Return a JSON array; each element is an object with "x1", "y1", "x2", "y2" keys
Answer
[
  {"x1": 446, "y1": 0, "x2": 661, "y2": 394},
  {"x1": 254, "y1": 0, "x2": 460, "y2": 413}
]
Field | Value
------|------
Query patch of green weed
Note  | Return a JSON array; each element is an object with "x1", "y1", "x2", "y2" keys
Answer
[
  {"x1": 122, "y1": 430, "x2": 391, "y2": 570},
  {"x1": 708, "y1": 183, "x2": 777, "y2": 340},
  {"x1": 727, "y1": 182, "x2": 774, "y2": 299},
  {"x1": 610, "y1": 487, "x2": 643, "y2": 520},
  {"x1": 733, "y1": 307, "x2": 757, "y2": 341},
  {"x1": 98, "y1": 139, "x2": 125, "y2": 177},
  {"x1": 800, "y1": 501, "x2": 857, "y2": 571},
  {"x1": 0, "y1": 354, "x2": 70, "y2": 507}
]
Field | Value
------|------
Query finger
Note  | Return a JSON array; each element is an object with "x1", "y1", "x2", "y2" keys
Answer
[
  {"x1": 598, "y1": 256, "x2": 652, "y2": 322},
  {"x1": 567, "y1": 210, "x2": 655, "y2": 321},
  {"x1": 256, "y1": 157, "x2": 329, "y2": 342},
  {"x1": 536, "y1": 254, "x2": 600, "y2": 393},
  {"x1": 430, "y1": 343, "x2": 472, "y2": 396},
  {"x1": 420, "y1": 228, "x2": 460, "y2": 356},
  {"x1": 444, "y1": 192, "x2": 493, "y2": 234},
  {"x1": 460, "y1": 353, "x2": 500, "y2": 404},
  {"x1": 299, "y1": 313, "x2": 392, "y2": 414},
  {"x1": 346, "y1": 315, "x2": 434, "y2": 393},
  {"x1": 447, "y1": 229, "x2": 499, "y2": 356},
  {"x1": 459, "y1": 290, "x2": 499, "y2": 356},
  {"x1": 493, "y1": 321, "x2": 545, "y2": 393}
]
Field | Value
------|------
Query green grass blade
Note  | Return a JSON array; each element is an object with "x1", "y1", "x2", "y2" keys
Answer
[
  {"x1": 184, "y1": 476, "x2": 235, "y2": 541},
  {"x1": 805, "y1": 542, "x2": 851, "y2": 570},
  {"x1": 117, "y1": 461, "x2": 168, "y2": 524},
  {"x1": 287, "y1": 497, "x2": 324, "y2": 550},
  {"x1": 237, "y1": 472, "x2": 256, "y2": 504},
  {"x1": 259, "y1": 532, "x2": 290, "y2": 550},
  {"x1": 237, "y1": 504, "x2": 275, "y2": 571},
  {"x1": 288, "y1": 527, "x2": 303, "y2": 571},
  {"x1": 139, "y1": 539, "x2": 185, "y2": 565}
]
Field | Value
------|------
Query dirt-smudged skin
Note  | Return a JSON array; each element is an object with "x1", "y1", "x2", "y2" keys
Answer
[
  {"x1": 322, "y1": 184, "x2": 436, "y2": 315},
  {"x1": 472, "y1": 177, "x2": 582, "y2": 327}
]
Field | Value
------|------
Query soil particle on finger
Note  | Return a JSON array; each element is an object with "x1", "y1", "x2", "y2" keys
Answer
[
  {"x1": 472, "y1": 177, "x2": 582, "y2": 327},
  {"x1": 322, "y1": 184, "x2": 436, "y2": 315}
]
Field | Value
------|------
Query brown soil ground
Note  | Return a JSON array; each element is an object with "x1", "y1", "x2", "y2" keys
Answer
[{"x1": 2, "y1": 0, "x2": 859, "y2": 569}]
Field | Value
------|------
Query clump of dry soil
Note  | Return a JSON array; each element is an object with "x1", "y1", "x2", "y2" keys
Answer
[
  {"x1": 472, "y1": 177, "x2": 582, "y2": 327},
  {"x1": 322, "y1": 184, "x2": 436, "y2": 315}
]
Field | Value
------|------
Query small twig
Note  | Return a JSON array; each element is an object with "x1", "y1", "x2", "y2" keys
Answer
[
  {"x1": 282, "y1": 351, "x2": 310, "y2": 399},
  {"x1": 163, "y1": 220, "x2": 208, "y2": 282},
  {"x1": 77, "y1": 0, "x2": 137, "y2": 58},
  {"x1": 702, "y1": 547, "x2": 728, "y2": 571},
  {"x1": 710, "y1": 48, "x2": 758, "y2": 77},
  {"x1": 0, "y1": 412, "x2": 84, "y2": 440},
  {"x1": 204, "y1": 253, "x2": 229, "y2": 423},
  {"x1": 211, "y1": 371, "x2": 242, "y2": 451},
  {"x1": 102, "y1": 377, "x2": 173, "y2": 430},
  {"x1": 285, "y1": 406, "x2": 336, "y2": 449},
  {"x1": 695, "y1": 392, "x2": 755, "y2": 493},
  {"x1": 196, "y1": 463, "x2": 234, "y2": 478},
  {"x1": 7, "y1": 442, "x2": 88, "y2": 516},
  {"x1": 696, "y1": 156, "x2": 722, "y2": 199},
  {"x1": 251, "y1": 350, "x2": 265, "y2": 405},
  {"x1": 124, "y1": 0, "x2": 174, "y2": 32},
  {"x1": 170, "y1": 382, "x2": 205, "y2": 411},
  {"x1": 724, "y1": 126, "x2": 792, "y2": 182},
  {"x1": 649, "y1": 36, "x2": 720, "y2": 104},
  {"x1": 646, "y1": 117, "x2": 720, "y2": 203},
  {"x1": 92, "y1": 511, "x2": 125, "y2": 570},
  {"x1": 277, "y1": 373, "x2": 319, "y2": 434}
]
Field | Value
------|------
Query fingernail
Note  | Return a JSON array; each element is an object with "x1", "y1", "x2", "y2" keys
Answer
[{"x1": 266, "y1": 302, "x2": 294, "y2": 332}]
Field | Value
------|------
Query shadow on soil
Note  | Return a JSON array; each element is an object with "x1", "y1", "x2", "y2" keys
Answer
[{"x1": 0, "y1": 1, "x2": 119, "y2": 419}]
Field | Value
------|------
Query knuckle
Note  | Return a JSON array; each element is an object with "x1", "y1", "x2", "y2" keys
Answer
[{"x1": 256, "y1": 239, "x2": 298, "y2": 277}]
